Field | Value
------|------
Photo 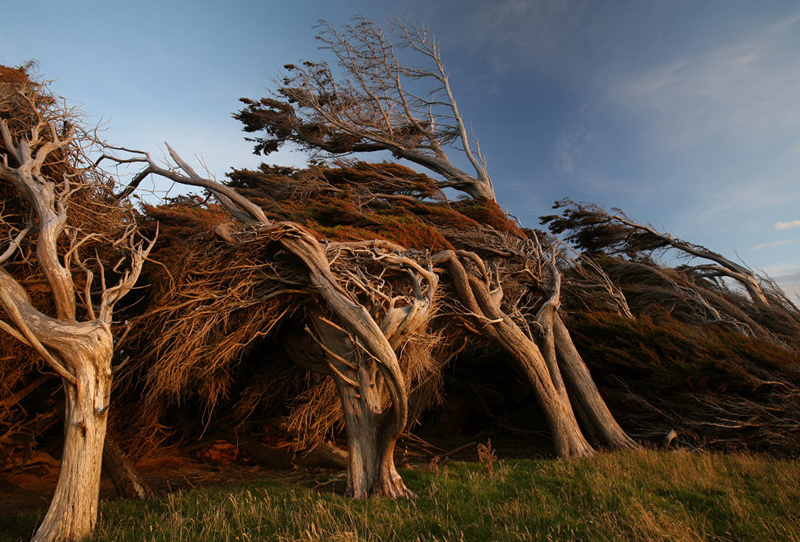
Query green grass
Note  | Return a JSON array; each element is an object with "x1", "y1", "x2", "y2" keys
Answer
[{"x1": 3, "y1": 450, "x2": 800, "y2": 541}]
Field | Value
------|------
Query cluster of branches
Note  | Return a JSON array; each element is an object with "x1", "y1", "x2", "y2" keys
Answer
[
  {"x1": 543, "y1": 200, "x2": 800, "y2": 343},
  {"x1": 542, "y1": 201, "x2": 800, "y2": 452},
  {"x1": 235, "y1": 16, "x2": 495, "y2": 200}
]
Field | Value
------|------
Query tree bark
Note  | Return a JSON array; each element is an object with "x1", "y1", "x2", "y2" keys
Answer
[
  {"x1": 553, "y1": 314, "x2": 638, "y2": 450},
  {"x1": 102, "y1": 436, "x2": 153, "y2": 500},
  {"x1": 31, "y1": 336, "x2": 113, "y2": 542},
  {"x1": 433, "y1": 251, "x2": 593, "y2": 458},
  {"x1": 310, "y1": 311, "x2": 412, "y2": 498},
  {"x1": 0, "y1": 270, "x2": 117, "y2": 542}
]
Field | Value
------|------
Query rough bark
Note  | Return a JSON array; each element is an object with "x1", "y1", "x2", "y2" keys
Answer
[
  {"x1": 310, "y1": 310, "x2": 412, "y2": 498},
  {"x1": 35, "y1": 366, "x2": 110, "y2": 542},
  {"x1": 0, "y1": 273, "x2": 115, "y2": 542},
  {"x1": 102, "y1": 436, "x2": 153, "y2": 500},
  {"x1": 433, "y1": 250, "x2": 593, "y2": 458},
  {"x1": 553, "y1": 314, "x2": 639, "y2": 450}
]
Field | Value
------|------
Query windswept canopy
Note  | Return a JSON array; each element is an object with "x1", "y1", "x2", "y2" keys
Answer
[{"x1": 235, "y1": 17, "x2": 496, "y2": 201}]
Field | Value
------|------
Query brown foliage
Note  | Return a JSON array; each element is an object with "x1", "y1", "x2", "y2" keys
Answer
[{"x1": 568, "y1": 310, "x2": 800, "y2": 452}]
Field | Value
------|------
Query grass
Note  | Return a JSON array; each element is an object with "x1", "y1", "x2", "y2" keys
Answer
[{"x1": 3, "y1": 450, "x2": 799, "y2": 541}]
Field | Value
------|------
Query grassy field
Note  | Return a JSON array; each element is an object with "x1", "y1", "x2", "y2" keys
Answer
[{"x1": 2, "y1": 450, "x2": 799, "y2": 542}]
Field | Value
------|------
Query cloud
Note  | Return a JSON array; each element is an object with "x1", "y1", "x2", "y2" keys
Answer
[
  {"x1": 776, "y1": 220, "x2": 800, "y2": 230},
  {"x1": 754, "y1": 240, "x2": 792, "y2": 250},
  {"x1": 556, "y1": 130, "x2": 589, "y2": 173},
  {"x1": 610, "y1": 12, "x2": 800, "y2": 147}
]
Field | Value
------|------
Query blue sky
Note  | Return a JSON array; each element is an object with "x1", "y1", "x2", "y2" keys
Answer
[{"x1": 3, "y1": 0, "x2": 799, "y2": 297}]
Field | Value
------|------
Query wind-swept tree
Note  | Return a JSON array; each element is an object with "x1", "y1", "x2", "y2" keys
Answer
[
  {"x1": 542, "y1": 199, "x2": 778, "y2": 309},
  {"x1": 235, "y1": 16, "x2": 495, "y2": 201},
  {"x1": 103, "y1": 146, "x2": 433, "y2": 497},
  {"x1": 232, "y1": 19, "x2": 637, "y2": 458},
  {"x1": 104, "y1": 19, "x2": 636, "y2": 480},
  {"x1": 0, "y1": 66, "x2": 153, "y2": 541}
]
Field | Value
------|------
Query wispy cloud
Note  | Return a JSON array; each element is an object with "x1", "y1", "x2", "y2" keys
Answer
[
  {"x1": 776, "y1": 220, "x2": 800, "y2": 230},
  {"x1": 556, "y1": 129, "x2": 592, "y2": 173},
  {"x1": 610, "y1": 12, "x2": 800, "y2": 147},
  {"x1": 754, "y1": 239, "x2": 792, "y2": 250}
]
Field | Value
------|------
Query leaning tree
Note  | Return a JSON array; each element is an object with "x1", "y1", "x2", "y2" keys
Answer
[
  {"x1": 232, "y1": 18, "x2": 637, "y2": 457},
  {"x1": 235, "y1": 16, "x2": 495, "y2": 201},
  {"x1": 542, "y1": 199, "x2": 778, "y2": 309},
  {"x1": 0, "y1": 66, "x2": 153, "y2": 541},
  {"x1": 103, "y1": 145, "x2": 433, "y2": 497},
  {"x1": 100, "y1": 21, "x2": 635, "y2": 503}
]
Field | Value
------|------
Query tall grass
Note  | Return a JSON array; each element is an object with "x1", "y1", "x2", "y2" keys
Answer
[{"x1": 3, "y1": 450, "x2": 799, "y2": 541}]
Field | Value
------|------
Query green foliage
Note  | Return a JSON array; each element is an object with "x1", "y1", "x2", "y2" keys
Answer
[{"x1": 3, "y1": 451, "x2": 799, "y2": 541}]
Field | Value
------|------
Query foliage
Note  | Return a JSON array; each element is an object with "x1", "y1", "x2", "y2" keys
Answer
[
  {"x1": 235, "y1": 16, "x2": 495, "y2": 200},
  {"x1": 568, "y1": 310, "x2": 800, "y2": 452},
  {"x1": 541, "y1": 200, "x2": 669, "y2": 257}
]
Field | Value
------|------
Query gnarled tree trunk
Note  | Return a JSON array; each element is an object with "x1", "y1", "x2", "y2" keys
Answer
[
  {"x1": 311, "y1": 312, "x2": 410, "y2": 497},
  {"x1": 0, "y1": 272, "x2": 116, "y2": 542},
  {"x1": 534, "y1": 258, "x2": 638, "y2": 451},
  {"x1": 0, "y1": 93, "x2": 151, "y2": 540},
  {"x1": 433, "y1": 250, "x2": 593, "y2": 458},
  {"x1": 34, "y1": 342, "x2": 112, "y2": 542}
]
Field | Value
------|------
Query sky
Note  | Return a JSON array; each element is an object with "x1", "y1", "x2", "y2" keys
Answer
[{"x1": 2, "y1": 0, "x2": 799, "y2": 298}]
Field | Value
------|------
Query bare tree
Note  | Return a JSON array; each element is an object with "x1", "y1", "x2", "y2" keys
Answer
[
  {"x1": 432, "y1": 236, "x2": 637, "y2": 456},
  {"x1": 235, "y1": 17, "x2": 496, "y2": 201},
  {"x1": 0, "y1": 69, "x2": 153, "y2": 542}
]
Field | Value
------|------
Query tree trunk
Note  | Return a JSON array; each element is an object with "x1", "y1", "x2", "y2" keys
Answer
[
  {"x1": 298, "y1": 440, "x2": 348, "y2": 470},
  {"x1": 311, "y1": 311, "x2": 413, "y2": 498},
  {"x1": 102, "y1": 436, "x2": 153, "y2": 500},
  {"x1": 340, "y1": 391, "x2": 409, "y2": 498},
  {"x1": 495, "y1": 316, "x2": 594, "y2": 458},
  {"x1": 33, "y1": 350, "x2": 112, "y2": 542},
  {"x1": 433, "y1": 251, "x2": 593, "y2": 458},
  {"x1": 553, "y1": 315, "x2": 639, "y2": 450}
]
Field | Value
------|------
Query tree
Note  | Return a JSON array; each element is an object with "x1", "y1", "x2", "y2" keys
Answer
[
  {"x1": 232, "y1": 19, "x2": 638, "y2": 457},
  {"x1": 431, "y1": 235, "x2": 636, "y2": 456},
  {"x1": 103, "y1": 146, "x2": 433, "y2": 497},
  {"x1": 542, "y1": 199, "x2": 775, "y2": 309},
  {"x1": 0, "y1": 66, "x2": 153, "y2": 541},
  {"x1": 235, "y1": 16, "x2": 496, "y2": 201},
  {"x1": 106, "y1": 20, "x2": 636, "y2": 478}
]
